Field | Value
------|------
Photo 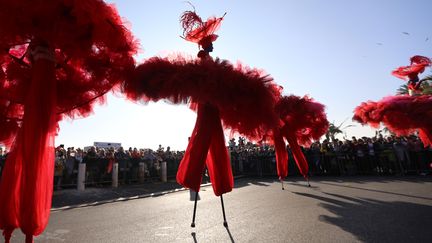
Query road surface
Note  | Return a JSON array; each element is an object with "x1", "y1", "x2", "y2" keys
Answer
[{"x1": 9, "y1": 176, "x2": 432, "y2": 242}]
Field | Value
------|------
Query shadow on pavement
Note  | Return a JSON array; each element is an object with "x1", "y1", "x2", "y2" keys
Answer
[
  {"x1": 292, "y1": 191, "x2": 432, "y2": 242},
  {"x1": 308, "y1": 175, "x2": 432, "y2": 185},
  {"x1": 52, "y1": 176, "x2": 432, "y2": 211},
  {"x1": 233, "y1": 177, "x2": 276, "y2": 189},
  {"x1": 53, "y1": 177, "x2": 249, "y2": 210},
  {"x1": 317, "y1": 181, "x2": 432, "y2": 201},
  {"x1": 52, "y1": 181, "x2": 184, "y2": 209},
  {"x1": 285, "y1": 181, "x2": 318, "y2": 189}
]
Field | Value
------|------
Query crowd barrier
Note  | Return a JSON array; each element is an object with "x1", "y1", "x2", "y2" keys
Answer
[
  {"x1": 0, "y1": 148, "x2": 431, "y2": 191},
  {"x1": 53, "y1": 157, "x2": 173, "y2": 190}
]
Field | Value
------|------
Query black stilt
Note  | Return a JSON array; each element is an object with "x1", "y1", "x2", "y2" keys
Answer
[
  {"x1": 220, "y1": 194, "x2": 228, "y2": 227},
  {"x1": 191, "y1": 191, "x2": 198, "y2": 227},
  {"x1": 306, "y1": 177, "x2": 311, "y2": 187},
  {"x1": 280, "y1": 179, "x2": 285, "y2": 190}
]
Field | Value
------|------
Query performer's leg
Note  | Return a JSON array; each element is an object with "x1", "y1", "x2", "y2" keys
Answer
[
  {"x1": 205, "y1": 107, "x2": 233, "y2": 196},
  {"x1": 286, "y1": 134, "x2": 310, "y2": 186},
  {"x1": 204, "y1": 106, "x2": 233, "y2": 227},
  {"x1": 177, "y1": 104, "x2": 214, "y2": 192},
  {"x1": 274, "y1": 131, "x2": 288, "y2": 190},
  {"x1": 177, "y1": 104, "x2": 214, "y2": 228}
]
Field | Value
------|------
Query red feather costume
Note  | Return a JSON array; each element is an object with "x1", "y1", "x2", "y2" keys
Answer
[
  {"x1": 353, "y1": 95, "x2": 432, "y2": 147},
  {"x1": 271, "y1": 95, "x2": 329, "y2": 180},
  {"x1": 124, "y1": 11, "x2": 281, "y2": 196},
  {"x1": 124, "y1": 57, "x2": 281, "y2": 194},
  {"x1": 0, "y1": 1, "x2": 137, "y2": 242},
  {"x1": 355, "y1": 55, "x2": 432, "y2": 148}
]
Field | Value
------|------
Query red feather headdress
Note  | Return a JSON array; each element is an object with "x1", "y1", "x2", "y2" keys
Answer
[
  {"x1": 180, "y1": 9, "x2": 226, "y2": 50},
  {"x1": 392, "y1": 55, "x2": 431, "y2": 81}
]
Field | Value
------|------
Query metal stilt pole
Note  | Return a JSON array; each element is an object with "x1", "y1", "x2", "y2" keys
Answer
[
  {"x1": 220, "y1": 194, "x2": 228, "y2": 227},
  {"x1": 280, "y1": 179, "x2": 285, "y2": 190},
  {"x1": 191, "y1": 191, "x2": 199, "y2": 227}
]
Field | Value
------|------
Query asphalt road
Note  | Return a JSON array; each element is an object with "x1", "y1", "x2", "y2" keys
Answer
[{"x1": 9, "y1": 176, "x2": 432, "y2": 242}]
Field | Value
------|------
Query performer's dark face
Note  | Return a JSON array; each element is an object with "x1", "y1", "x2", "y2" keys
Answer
[{"x1": 204, "y1": 43, "x2": 214, "y2": 52}]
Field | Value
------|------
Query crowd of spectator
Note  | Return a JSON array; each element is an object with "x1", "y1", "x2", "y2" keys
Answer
[
  {"x1": 52, "y1": 144, "x2": 184, "y2": 188},
  {"x1": 229, "y1": 134, "x2": 432, "y2": 177},
  {"x1": 307, "y1": 134, "x2": 431, "y2": 175},
  {"x1": 0, "y1": 134, "x2": 430, "y2": 189}
]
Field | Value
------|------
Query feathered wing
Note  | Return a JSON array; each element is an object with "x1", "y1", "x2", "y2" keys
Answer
[
  {"x1": 353, "y1": 95, "x2": 432, "y2": 146},
  {"x1": 124, "y1": 56, "x2": 281, "y2": 141}
]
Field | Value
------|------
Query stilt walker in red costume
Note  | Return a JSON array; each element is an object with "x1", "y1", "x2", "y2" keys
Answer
[
  {"x1": 392, "y1": 55, "x2": 431, "y2": 96},
  {"x1": 0, "y1": 1, "x2": 137, "y2": 242},
  {"x1": 354, "y1": 55, "x2": 432, "y2": 148},
  {"x1": 123, "y1": 8, "x2": 281, "y2": 228},
  {"x1": 271, "y1": 95, "x2": 329, "y2": 189},
  {"x1": 179, "y1": 9, "x2": 234, "y2": 228}
]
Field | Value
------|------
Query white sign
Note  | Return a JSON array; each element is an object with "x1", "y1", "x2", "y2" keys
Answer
[{"x1": 93, "y1": 142, "x2": 122, "y2": 149}]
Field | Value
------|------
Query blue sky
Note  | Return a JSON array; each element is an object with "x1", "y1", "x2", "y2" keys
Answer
[{"x1": 56, "y1": 0, "x2": 432, "y2": 150}]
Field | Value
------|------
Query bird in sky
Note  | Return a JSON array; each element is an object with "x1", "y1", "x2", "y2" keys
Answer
[{"x1": 402, "y1": 32, "x2": 410, "y2": 35}]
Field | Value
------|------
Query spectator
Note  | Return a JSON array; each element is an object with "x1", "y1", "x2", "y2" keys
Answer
[
  {"x1": 229, "y1": 138, "x2": 236, "y2": 150},
  {"x1": 309, "y1": 142, "x2": 322, "y2": 174},
  {"x1": 75, "y1": 148, "x2": 83, "y2": 164},
  {"x1": 64, "y1": 147, "x2": 77, "y2": 184},
  {"x1": 393, "y1": 137, "x2": 409, "y2": 174},
  {"x1": 354, "y1": 139, "x2": 368, "y2": 174},
  {"x1": 83, "y1": 146, "x2": 100, "y2": 185},
  {"x1": 0, "y1": 147, "x2": 6, "y2": 178},
  {"x1": 84, "y1": 146, "x2": 98, "y2": 161},
  {"x1": 115, "y1": 147, "x2": 130, "y2": 183},
  {"x1": 54, "y1": 148, "x2": 65, "y2": 189},
  {"x1": 106, "y1": 147, "x2": 115, "y2": 173}
]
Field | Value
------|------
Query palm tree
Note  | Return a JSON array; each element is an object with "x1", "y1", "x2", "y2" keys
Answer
[
  {"x1": 421, "y1": 76, "x2": 432, "y2": 94},
  {"x1": 397, "y1": 75, "x2": 432, "y2": 95},
  {"x1": 396, "y1": 84, "x2": 409, "y2": 95},
  {"x1": 376, "y1": 127, "x2": 395, "y2": 136},
  {"x1": 325, "y1": 118, "x2": 355, "y2": 141}
]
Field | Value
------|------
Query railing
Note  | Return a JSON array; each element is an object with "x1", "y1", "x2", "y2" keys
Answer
[
  {"x1": 1, "y1": 148, "x2": 431, "y2": 191},
  {"x1": 53, "y1": 157, "x2": 174, "y2": 190}
]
